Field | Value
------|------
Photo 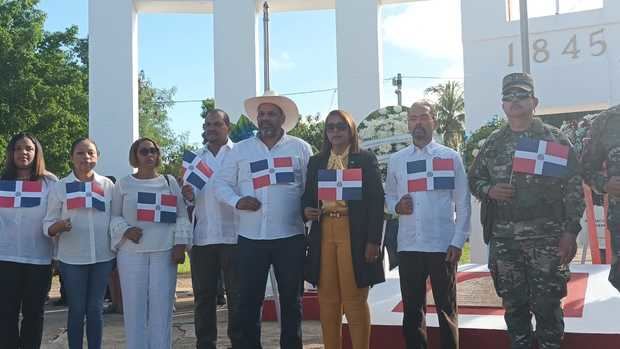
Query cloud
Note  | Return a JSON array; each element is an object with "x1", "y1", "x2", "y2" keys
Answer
[
  {"x1": 383, "y1": 0, "x2": 463, "y2": 60},
  {"x1": 270, "y1": 52, "x2": 296, "y2": 72}
]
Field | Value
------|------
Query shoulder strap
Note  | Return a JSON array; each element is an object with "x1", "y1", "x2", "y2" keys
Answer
[{"x1": 163, "y1": 174, "x2": 171, "y2": 188}]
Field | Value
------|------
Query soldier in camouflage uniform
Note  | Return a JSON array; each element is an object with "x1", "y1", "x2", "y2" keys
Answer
[
  {"x1": 468, "y1": 73, "x2": 585, "y2": 349},
  {"x1": 581, "y1": 104, "x2": 620, "y2": 288}
]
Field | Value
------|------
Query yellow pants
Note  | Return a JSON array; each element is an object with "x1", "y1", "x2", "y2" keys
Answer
[{"x1": 319, "y1": 216, "x2": 370, "y2": 349}]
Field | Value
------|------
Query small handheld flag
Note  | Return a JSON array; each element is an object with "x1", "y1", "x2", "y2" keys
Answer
[
  {"x1": 66, "y1": 181, "x2": 106, "y2": 211},
  {"x1": 512, "y1": 138, "x2": 569, "y2": 177},
  {"x1": 182, "y1": 150, "x2": 214, "y2": 190},
  {"x1": 407, "y1": 158, "x2": 455, "y2": 192},
  {"x1": 250, "y1": 157, "x2": 295, "y2": 190},
  {"x1": 0, "y1": 180, "x2": 43, "y2": 208},
  {"x1": 136, "y1": 192, "x2": 177, "y2": 223},
  {"x1": 317, "y1": 169, "x2": 362, "y2": 201}
]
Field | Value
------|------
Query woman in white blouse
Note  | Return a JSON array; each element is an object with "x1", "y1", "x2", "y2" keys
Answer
[
  {"x1": 44, "y1": 138, "x2": 115, "y2": 349},
  {"x1": 0, "y1": 133, "x2": 57, "y2": 348},
  {"x1": 111, "y1": 137, "x2": 191, "y2": 349}
]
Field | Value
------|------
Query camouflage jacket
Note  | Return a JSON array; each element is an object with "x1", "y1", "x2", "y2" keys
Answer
[
  {"x1": 581, "y1": 104, "x2": 620, "y2": 234},
  {"x1": 468, "y1": 118, "x2": 584, "y2": 239}
]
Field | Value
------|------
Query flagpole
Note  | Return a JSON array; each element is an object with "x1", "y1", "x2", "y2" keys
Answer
[
  {"x1": 263, "y1": 1, "x2": 270, "y2": 93},
  {"x1": 261, "y1": 0, "x2": 282, "y2": 326}
]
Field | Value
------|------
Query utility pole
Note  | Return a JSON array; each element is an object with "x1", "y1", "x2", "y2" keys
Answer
[{"x1": 392, "y1": 73, "x2": 403, "y2": 106}]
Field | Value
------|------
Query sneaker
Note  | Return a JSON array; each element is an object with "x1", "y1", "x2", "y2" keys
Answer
[{"x1": 217, "y1": 295, "x2": 226, "y2": 306}]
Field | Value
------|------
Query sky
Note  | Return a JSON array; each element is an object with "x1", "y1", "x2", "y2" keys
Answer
[
  {"x1": 37, "y1": 0, "x2": 465, "y2": 145},
  {"x1": 36, "y1": 0, "x2": 603, "y2": 144}
]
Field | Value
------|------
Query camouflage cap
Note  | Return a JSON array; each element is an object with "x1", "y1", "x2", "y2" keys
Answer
[{"x1": 502, "y1": 72, "x2": 534, "y2": 95}]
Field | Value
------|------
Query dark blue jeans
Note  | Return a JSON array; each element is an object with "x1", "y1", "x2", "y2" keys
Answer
[
  {"x1": 237, "y1": 235, "x2": 305, "y2": 349},
  {"x1": 59, "y1": 260, "x2": 115, "y2": 349}
]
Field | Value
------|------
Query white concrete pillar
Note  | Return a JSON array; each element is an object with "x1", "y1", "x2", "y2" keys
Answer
[
  {"x1": 335, "y1": 0, "x2": 384, "y2": 121},
  {"x1": 605, "y1": 0, "x2": 620, "y2": 106},
  {"x1": 469, "y1": 199, "x2": 488, "y2": 264},
  {"x1": 213, "y1": 0, "x2": 259, "y2": 121},
  {"x1": 89, "y1": 0, "x2": 139, "y2": 178}
]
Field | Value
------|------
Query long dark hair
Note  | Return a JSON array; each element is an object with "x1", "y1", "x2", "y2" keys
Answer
[
  {"x1": 320, "y1": 110, "x2": 360, "y2": 157},
  {"x1": 1, "y1": 133, "x2": 47, "y2": 180}
]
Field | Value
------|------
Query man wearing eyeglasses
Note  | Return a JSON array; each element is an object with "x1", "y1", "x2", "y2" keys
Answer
[{"x1": 468, "y1": 73, "x2": 585, "y2": 349}]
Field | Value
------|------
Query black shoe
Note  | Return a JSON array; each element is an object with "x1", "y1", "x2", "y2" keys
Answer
[
  {"x1": 52, "y1": 298, "x2": 66, "y2": 307},
  {"x1": 217, "y1": 295, "x2": 226, "y2": 306}
]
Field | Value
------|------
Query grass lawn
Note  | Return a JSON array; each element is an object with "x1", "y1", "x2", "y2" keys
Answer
[
  {"x1": 460, "y1": 242, "x2": 471, "y2": 264},
  {"x1": 178, "y1": 253, "x2": 191, "y2": 274}
]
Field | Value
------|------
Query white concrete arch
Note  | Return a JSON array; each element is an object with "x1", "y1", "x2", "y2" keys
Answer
[{"x1": 89, "y1": 0, "x2": 418, "y2": 177}]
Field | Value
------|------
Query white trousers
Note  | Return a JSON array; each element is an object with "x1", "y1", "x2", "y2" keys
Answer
[{"x1": 117, "y1": 249, "x2": 177, "y2": 349}]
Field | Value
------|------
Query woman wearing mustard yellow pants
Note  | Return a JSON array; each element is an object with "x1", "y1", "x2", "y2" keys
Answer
[{"x1": 302, "y1": 110, "x2": 385, "y2": 349}]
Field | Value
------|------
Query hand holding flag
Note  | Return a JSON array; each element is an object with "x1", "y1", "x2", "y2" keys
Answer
[
  {"x1": 512, "y1": 138, "x2": 569, "y2": 177},
  {"x1": 182, "y1": 150, "x2": 214, "y2": 191}
]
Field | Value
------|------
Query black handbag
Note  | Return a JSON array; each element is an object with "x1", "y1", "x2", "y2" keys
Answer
[{"x1": 609, "y1": 260, "x2": 620, "y2": 292}]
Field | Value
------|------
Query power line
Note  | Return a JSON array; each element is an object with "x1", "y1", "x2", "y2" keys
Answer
[
  {"x1": 383, "y1": 75, "x2": 464, "y2": 81},
  {"x1": 158, "y1": 75, "x2": 463, "y2": 104}
]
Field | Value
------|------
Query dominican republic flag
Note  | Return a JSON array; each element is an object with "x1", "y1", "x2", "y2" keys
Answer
[
  {"x1": 0, "y1": 180, "x2": 43, "y2": 208},
  {"x1": 407, "y1": 158, "x2": 455, "y2": 192},
  {"x1": 182, "y1": 150, "x2": 214, "y2": 191},
  {"x1": 66, "y1": 181, "x2": 106, "y2": 211},
  {"x1": 137, "y1": 192, "x2": 177, "y2": 223},
  {"x1": 317, "y1": 169, "x2": 362, "y2": 201},
  {"x1": 250, "y1": 157, "x2": 295, "y2": 190},
  {"x1": 512, "y1": 138, "x2": 569, "y2": 177}
]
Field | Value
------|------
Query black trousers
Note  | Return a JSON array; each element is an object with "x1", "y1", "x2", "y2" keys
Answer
[
  {"x1": 398, "y1": 252, "x2": 459, "y2": 349},
  {"x1": 237, "y1": 235, "x2": 305, "y2": 349},
  {"x1": 0, "y1": 261, "x2": 52, "y2": 349},
  {"x1": 190, "y1": 244, "x2": 242, "y2": 349}
]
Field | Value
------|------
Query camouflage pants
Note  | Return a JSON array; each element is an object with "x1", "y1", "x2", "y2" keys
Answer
[{"x1": 488, "y1": 237, "x2": 570, "y2": 349}]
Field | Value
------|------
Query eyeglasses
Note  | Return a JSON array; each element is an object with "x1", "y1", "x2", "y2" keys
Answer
[
  {"x1": 502, "y1": 91, "x2": 532, "y2": 102},
  {"x1": 138, "y1": 147, "x2": 159, "y2": 156},
  {"x1": 325, "y1": 122, "x2": 348, "y2": 132}
]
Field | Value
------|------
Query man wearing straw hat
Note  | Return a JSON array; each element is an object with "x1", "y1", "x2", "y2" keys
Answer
[
  {"x1": 214, "y1": 91, "x2": 312, "y2": 349},
  {"x1": 468, "y1": 73, "x2": 584, "y2": 349}
]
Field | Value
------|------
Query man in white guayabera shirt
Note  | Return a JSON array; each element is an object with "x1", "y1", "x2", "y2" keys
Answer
[
  {"x1": 384, "y1": 100, "x2": 471, "y2": 349},
  {"x1": 182, "y1": 109, "x2": 241, "y2": 349},
  {"x1": 214, "y1": 91, "x2": 312, "y2": 349}
]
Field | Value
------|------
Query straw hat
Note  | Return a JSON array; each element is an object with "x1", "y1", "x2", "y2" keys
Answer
[{"x1": 244, "y1": 90, "x2": 300, "y2": 132}]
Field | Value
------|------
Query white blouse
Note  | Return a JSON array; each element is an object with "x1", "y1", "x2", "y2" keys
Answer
[
  {"x1": 44, "y1": 172, "x2": 116, "y2": 265},
  {"x1": 110, "y1": 174, "x2": 191, "y2": 253},
  {"x1": 0, "y1": 174, "x2": 57, "y2": 265}
]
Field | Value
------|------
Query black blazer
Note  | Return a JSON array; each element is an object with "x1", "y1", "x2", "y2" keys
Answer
[{"x1": 301, "y1": 149, "x2": 385, "y2": 288}]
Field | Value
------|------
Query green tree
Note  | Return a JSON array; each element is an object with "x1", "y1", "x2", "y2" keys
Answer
[
  {"x1": 0, "y1": 0, "x2": 88, "y2": 176},
  {"x1": 425, "y1": 81, "x2": 465, "y2": 151},
  {"x1": 288, "y1": 113, "x2": 324, "y2": 153},
  {"x1": 462, "y1": 116, "x2": 506, "y2": 169},
  {"x1": 138, "y1": 71, "x2": 195, "y2": 177},
  {"x1": 200, "y1": 98, "x2": 215, "y2": 119}
]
